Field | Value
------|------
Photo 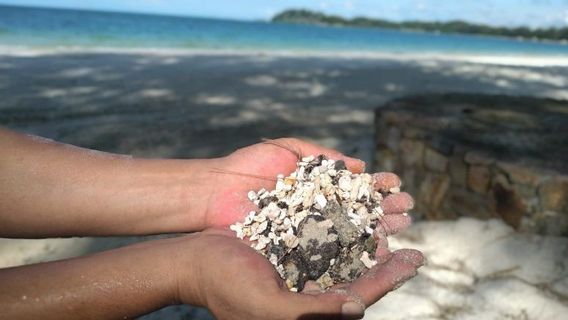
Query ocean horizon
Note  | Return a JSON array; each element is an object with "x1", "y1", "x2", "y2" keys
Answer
[{"x1": 1, "y1": 4, "x2": 568, "y2": 58}]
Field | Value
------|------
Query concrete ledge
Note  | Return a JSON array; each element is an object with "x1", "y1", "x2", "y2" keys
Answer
[{"x1": 373, "y1": 93, "x2": 568, "y2": 235}]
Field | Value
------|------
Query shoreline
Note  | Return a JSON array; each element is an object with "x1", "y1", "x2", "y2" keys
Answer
[
  {"x1": 2, "y1": 45, "x2": 568, "y2": 67},
  {"x1": 1, "y1": 40, "x2": 567, "y2": 320}
]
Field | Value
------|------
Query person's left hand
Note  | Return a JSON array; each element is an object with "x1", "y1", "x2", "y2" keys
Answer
[{"x1": 174, "y1": 229, "x2": 425, "y2": 320}]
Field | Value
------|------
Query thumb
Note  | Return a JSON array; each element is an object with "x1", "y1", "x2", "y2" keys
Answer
[
  {"x1": 258, "y1": 249, "x2": 424, "y2": 320},
  {"x1": 265, "y1": 138, "x2": 366, "y2": 173},
  {"x1": 347, "y1": 249, "x2": 425, "y2": 306}
]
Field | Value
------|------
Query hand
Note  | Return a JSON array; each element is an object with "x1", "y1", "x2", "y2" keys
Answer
[
  {"x1": 175, "y1": 230, "x2": 425, "y2": 320},
  {"x1": 203, "y1": 138, "x2": 415, "y2": 237}
]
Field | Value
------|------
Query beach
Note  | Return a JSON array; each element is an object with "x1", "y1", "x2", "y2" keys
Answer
[
  {"x1": 2, "y1": 50, "x2": 568, "y2": 164},
  {"x1": 1, "y1": 50, "x2": 568, "y2": 319}
]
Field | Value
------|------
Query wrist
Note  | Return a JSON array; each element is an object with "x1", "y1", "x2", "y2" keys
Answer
[
  {"x1": 166, "y1": 234, "x2": 209, "y2": 307},
  {"x1": 0, "y1": 237, "x2": 183, "y2": 319},
  {"x1": 121, "y1": 157, "x2": 223, "y2": 234}
]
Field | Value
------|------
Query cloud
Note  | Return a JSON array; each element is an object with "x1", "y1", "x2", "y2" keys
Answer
[
  {"x1": 263, "y1": 7, "x2": 277, "y2": 17},
  {"x1": 128, "y1": 0, "x2": 165, "y2": 6},
  {"x1": 319, "y1": 1, "x2": 330, "y2": 9}
]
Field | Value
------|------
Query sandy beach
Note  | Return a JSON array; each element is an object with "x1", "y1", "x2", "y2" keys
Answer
[
  {"x1": 1, "y1": 51, "x2": 567, "y2": 319},
  {"x1": 1, "y1": 50, "x2": 568, "y2": 164}
]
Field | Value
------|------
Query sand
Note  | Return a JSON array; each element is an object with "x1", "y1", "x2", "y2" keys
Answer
[
  {"x1": 367, "y1": 218, "x2": 568, "y2": 320},
  {"x1": 1, "y1": 50, "x2": 567, "y2": 319}
]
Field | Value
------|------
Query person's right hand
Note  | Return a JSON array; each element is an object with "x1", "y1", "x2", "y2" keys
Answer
[
  {"x1": 173, "y1": 229, "x2": 424, "y2": 320},
  {"x1": 201, "y1": 138, "x2": 415, "y2": 236}
]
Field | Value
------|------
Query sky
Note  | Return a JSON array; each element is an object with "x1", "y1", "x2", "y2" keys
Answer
[{"x1": 1, "y1": 0, "x2": 567, "y2": 28}]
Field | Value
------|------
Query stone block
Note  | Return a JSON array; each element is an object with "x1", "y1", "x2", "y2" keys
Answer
[
  {"x1": 531, "y1": 211, "x2": 568, "y2": 236},
  {"x1": 429, "y1": 136, "x2": 454, "y2": 156},
  {"x1": 374, "y1": 115, "x2": 389, "y2": 148},
  {"x1": 400, "y1": 167, "x2": 418, "y2": 195},
  {"x1": 497, "y1": 162, "x2": 541, "y2": 187},
  {"x1": 539, "y1": 177, "x2": 568, "y2": 211},
  {"x1": 418, "y1": 173, "x2": 450, "y2": 210},
  {"x1": 383, "y1": 111, "x2": 410, "y2": 125},
  {"x1": 402, "y1": 127, "x2": 427, "y2": 139},
  {"x1": 464, "y1": 152, "x2": 495, "y2": 166},
  {"x1": 386, "y1": 126, "x2": 402, "y2": 152},
  {"x1": 400, "y1": 139, "x2": 424, "y2": 167},
  {"x1": 449, "y1": 155, "x2": 468, "y2": 187},
  {"x1": 424, "y1": 147, "x2": 449, "y2": 172},
  {"x1": 375, "y1": 148, "x2": 397, "y2": 173},
  {"x1": 445, "y1": 186, "x2": 492, "y2": 220},
  {"x1": 490, "y1": 176, "x2": 527, "y2": 229},
  {"x1": 467, "y1": 165, "x2": 491, "y2": 194}
]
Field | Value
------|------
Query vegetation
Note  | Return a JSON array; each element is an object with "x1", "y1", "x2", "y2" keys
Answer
[{"x1": 272, "y1": 9, "x2": 568, "y2": 42}]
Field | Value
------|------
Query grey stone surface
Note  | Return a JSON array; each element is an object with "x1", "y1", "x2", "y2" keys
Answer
[
  {"x1": 375, "y1": 94, "x2": 568, "y2": 174},
  {"x1": 374, "y1": 94, "x2": 568, "y2": 235}
]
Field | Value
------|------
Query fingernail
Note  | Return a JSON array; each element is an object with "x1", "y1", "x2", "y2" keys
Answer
[
  {"x1": 341, "y1": 301, "x2": 364, "y2": 320},
  {"x1": 374, "y1": 248, "x2": 392, "y2": 263},
  {"x1": 398, "y1": 249, "x2": 426, "y2": 268},
  {"x1": 373, "y1": 229, "x2": 389, "y2": 247},
  {"x1": 345, "y1": 157, "x2": 366, "y2": 172},
  {"x1": 357, "y1": 160, "x2": 367, "y2": 172},
  {"x1": 372, "y1": 172, "x2": 401, "y2": 191}
]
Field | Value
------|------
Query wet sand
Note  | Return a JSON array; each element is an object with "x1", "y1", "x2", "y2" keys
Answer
[{"x1": 1, "y1": 51, "x2": 567, "y2": 319}]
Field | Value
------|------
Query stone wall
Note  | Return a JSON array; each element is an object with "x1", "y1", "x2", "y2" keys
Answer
[{"x1": 373, "y1": 94, "x2": 568, "y2": 236}]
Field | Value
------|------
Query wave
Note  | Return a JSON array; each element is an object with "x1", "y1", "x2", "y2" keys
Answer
[{"x1": 2, "y1": 44, "x2": 568, "y2": 67}]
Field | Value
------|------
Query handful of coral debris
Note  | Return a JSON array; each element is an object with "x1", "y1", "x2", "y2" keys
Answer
[{"x1": 230, "y1": 154, "x2": 400, "y2": 291}]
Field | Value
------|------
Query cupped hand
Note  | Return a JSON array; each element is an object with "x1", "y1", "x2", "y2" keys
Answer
[
  {"x1": 186, "y1": 138, "x2": 422, "y2": 319},
  {"x1": 204, "y1": 138, "x2": 415, "y2": 238},
  {"x1": 175, "y1": 230, "x2": 424, "y2": 320}
]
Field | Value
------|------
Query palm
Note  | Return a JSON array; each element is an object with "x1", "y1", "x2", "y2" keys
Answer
[
  {"x1": 193, "y1": 139, "x2": 423, "y2": 319},
  {"x1": 203, "y1": 138, "x2": 413, "y2": 238},
  {"x1": 188, "y1": 231, "x2": 424, "y2": 320},
  {"x1": 205, "y1": 140, "x2": 302, "y2": 227}
]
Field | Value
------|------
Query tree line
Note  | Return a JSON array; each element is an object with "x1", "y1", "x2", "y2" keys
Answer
[{"x1": 272, "y1": 9, "x2": 568, "y2": 42}]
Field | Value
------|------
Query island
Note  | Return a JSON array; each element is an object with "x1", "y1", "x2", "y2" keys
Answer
[{"x1": 272, "y1": 9, "x2": 568, "y2": 42}]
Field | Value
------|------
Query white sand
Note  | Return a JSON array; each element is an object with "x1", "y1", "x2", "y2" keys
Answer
[
  {"x1": 3, "y1": 46, "x2": 568, "y2": 67},
  {"x1": 1, "y1": 50, "x2": 567, "y2": 319},
  {"x1": 367, "y1": 218, "x2": 568, "y2": 320}
]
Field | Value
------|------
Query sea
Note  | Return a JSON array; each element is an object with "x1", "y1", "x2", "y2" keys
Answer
[{"x1": 1, "y1": 4, "x2": 568, "y2": 57}]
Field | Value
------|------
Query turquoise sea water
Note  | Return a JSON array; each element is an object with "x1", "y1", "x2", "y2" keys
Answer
[{"x1": 1, "y1": 5, "x2": 568, "y2": 56}]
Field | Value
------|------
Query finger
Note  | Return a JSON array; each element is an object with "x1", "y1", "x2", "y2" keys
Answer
[
  {"x1": 201, "y1": 228, "x2": 235, "y2": 237},
  {"x1": 276, "y1": 289, "x2": 372, "y2": 320},
  {"x1": 372, "y1": 172, "x2": 401, "y2": 192},
  {"x1": 374, "y1": 247, "x2": 392, "y2": 263},
  {"x1": 301, "y1": 280, "x2": 323, "y2": 295},
  {"x1": 376, "y1": 214, "x2": 412, "y2": 235},
  {"x1": 372, "y1": 226, "x2": 392, "y2": 263},
  {"x1": 342, "y1": 158, "x2": 366, "y2": 174},
  {"x1": 346, "y1": 249, "x2": 425, "y2": 306},
  {"x1": 267, "y1": 138, "x2": 366, "y2": 174},
  {"x1": 381, "y1": 192, "x2": 414, "y2": 215},
  {"x1": 372, "y1": 227, "x2": 389, "y2": 247},
  {"x1": 372, "y1": 227, "x2": 392, "y2": 262},
  {"x1": 273, "y1": 250, "x2": 424, "y2": 319},
  {"x1": 274, "y1": 290, "x2": 347, "y2": 320}
]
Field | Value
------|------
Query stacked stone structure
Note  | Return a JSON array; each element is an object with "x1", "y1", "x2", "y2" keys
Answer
[{"x1": 374, "y1": 94, "x2": 568, "y2": 235}]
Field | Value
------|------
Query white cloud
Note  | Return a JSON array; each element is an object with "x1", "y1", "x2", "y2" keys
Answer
[
  {"x1": 263, "y1": 7, "x2": 277, "y2": 18},
  {"x1": 127, "y1": 0, "x2": 165, "y2": 6}
]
